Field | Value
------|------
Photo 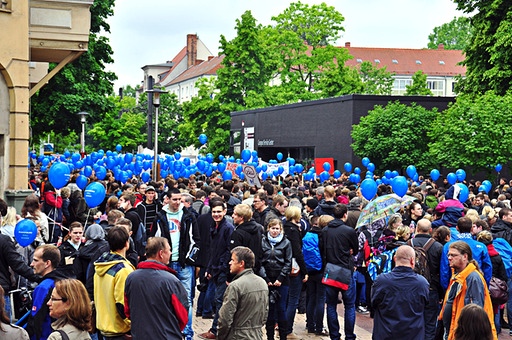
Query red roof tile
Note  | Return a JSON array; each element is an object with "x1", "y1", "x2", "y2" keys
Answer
[
  {"x1": 168, "y1": 55, "x2": 225, "y2": 85},
  {"x1": 343, "y1": 45, "x2": 466, "y2": 76}
]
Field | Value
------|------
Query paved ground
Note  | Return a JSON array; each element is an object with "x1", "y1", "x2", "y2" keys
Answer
[{"x1": 193, "y1": 297, "x2": 511, "y2": 339}]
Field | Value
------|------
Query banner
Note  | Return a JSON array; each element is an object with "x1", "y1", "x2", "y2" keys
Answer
[{"x1": 243, "y1": 165, "x2": 261, "y2": 187}]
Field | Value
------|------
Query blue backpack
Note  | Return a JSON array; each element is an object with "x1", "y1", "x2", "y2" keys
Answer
[
  {"x1": 493, "y1": 238, "x2": 512, "y2": 279},
  {"x1": 367, "y1": 248, "x2": 397, "y2": 281},
  {"x1": 302, "y1": 232, "x2": 322, "y2": 271}
]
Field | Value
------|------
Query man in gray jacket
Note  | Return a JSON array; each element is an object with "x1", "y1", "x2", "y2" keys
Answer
[{"x1": 217, "y1": 246, "x2": 268, "y2": 340}]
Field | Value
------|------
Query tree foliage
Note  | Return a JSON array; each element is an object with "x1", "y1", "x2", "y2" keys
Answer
[
  {"x1": 429, "y1": 92, "x2": 512, "y2": 174},
  {"x1": 358, "y1": 61, "x2": 395, "y2": 95},
  {"x1": 351, "y1": 102, "x2": 438, "y2": 172},
  {"x1": 453, "y1": 0, "x2": 512, "y2": 95},
  {"x1": 30, "y1": 0, "x2": 117, "y2": 147},
  {"x1": 179, "y1": 79, "x2": 229, "y2": 157},
  {"x1": 405, "y1": 71, "x2": 433, "y2": 96},
  {"x1": 87, "y1": 96, "x2": 146, "y2": 152},
  {"x1": 427, "y1": 16, "x2": 472, "y2": 50},
  {"x1": 270, "y1": 2, "x2": 352, "y2": 99}
]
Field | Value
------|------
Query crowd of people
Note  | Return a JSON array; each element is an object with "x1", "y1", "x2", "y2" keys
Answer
[{"x1": 0, "y1": 168, "x2": 509, "y2": 340}]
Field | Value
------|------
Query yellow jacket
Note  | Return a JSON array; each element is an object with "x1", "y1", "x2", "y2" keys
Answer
[
  {"x1": 439, "y1": 262, "x2": 497, "y2": 340},
  {"x1": 94, "y1": 251, "x2": 135, "y2": 337}
]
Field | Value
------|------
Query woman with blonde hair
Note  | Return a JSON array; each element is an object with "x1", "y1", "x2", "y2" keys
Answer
[
  {"x1": 47, "y1": 278, "x2": 92, "y2": 340},
  {"x1": 0, "y1": 206, "x2": 17, "y2": 240}
]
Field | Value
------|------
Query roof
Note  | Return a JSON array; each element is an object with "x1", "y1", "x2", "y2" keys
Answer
[
  {"x1": 158, "y1": 47, "x2": 187, "y2": 84},
  {"x1": 343, "y1": 45, "x2": 466, "y2": 76},
  {"x1": 168, "y1": 55, "x2": 225, "y2": 85}
]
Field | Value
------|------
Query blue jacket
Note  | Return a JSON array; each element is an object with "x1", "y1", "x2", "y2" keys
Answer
[
  {"x1": 440, "y1": 233, "x2": 493, "y2": 290},
  {"x1": 371, "y1": 266, "x2": 429, "y2": 340}
]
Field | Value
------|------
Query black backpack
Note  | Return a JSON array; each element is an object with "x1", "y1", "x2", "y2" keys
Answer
[{"x1": 407, "y1": 237, "x2": 435, "y2": 284}]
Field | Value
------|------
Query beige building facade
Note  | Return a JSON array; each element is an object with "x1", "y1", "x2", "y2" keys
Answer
[{"x1": 0, "y1": 0, "x2": 92, "y2": 207}]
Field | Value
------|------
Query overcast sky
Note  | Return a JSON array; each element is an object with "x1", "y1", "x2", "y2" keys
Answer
[{"x1": 105, "y1": 0, "x2": 463, "y2": 90}]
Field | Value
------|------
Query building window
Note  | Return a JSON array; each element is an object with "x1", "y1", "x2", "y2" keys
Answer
[
  {"x1": 427, "y1": 79, "x2": 444, "y2": 96},
  {"x1": 392, "y1": 78, "x2": 412, "y2": 95},
  {"x1": 1, "y1": 0, "x2": 10, "y2": 11}
]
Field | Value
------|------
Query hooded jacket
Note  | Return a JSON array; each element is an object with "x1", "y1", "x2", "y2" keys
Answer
[
  {"x1": 230, "y1": 219, "x2": 263, "y2": 274},
  {"x1": 124, "y1": 260, "x2": 189, "y2": 340},
  {"x1": 27, "y1": 269, "x2": 68, "y2": 340},
  {"x1": 490, "y1": 218, "x2": 512, "y2": 246},
  {"x1": 93, "y1": 252, "x2": 135, "y2": 337},
  {"x1": 321, "y1": 219, "x2": 358, "y2": 270},
  {"x1": 433, "y1": 186, "x2": 465, "y2": 228},
  {"x1": 74, "y1": 224, "x2": 108, "y2": 285},
  {"x1": 313, "y1": 200, "x2": 336, "y2": 217}
]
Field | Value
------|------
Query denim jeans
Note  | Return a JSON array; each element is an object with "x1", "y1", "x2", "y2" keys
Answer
[
  {"x1": 306, "y1": 272, "x2": 325, "y2": 333},
  {"x1": 325, "y1": 274, "x2": 356, "y2": 340},
  {"x1": 286, "y1": 274, "x2": 303, "y2": 334},
  {"x1": 170, "y1": 262, "x2": 195, "y2": 338},
  {"x1": 4, "y1": 294, "x2": 11, "y2": 322},
  {"x1": 424, "y1": 289, "x2": 440, "y2": 340},
  {"x1": 267, "y1": 285, "x2": 289, "y2": 339},
  {"x1": 211, "y1": 273, "x2": 228, "y2": 334}
]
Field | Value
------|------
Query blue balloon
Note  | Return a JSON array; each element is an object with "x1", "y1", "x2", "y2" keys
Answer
[
  {"x1": 228, "y1": 156, "x2": 235, "y2": 163},
  {"x1": 96, "y1": 166, "x2": 107, "y2": 180},
  {"x1": 262, "y1": 172, "x2": 268, "y2": 180},
  {"x1": 63, "y1": 150, "x2": 71, "y2": 159},
  {"x1": 391, "y1": 170, "x2": 399, "y2": 178},
  {"x1": 42, "y1": 157, "x2": 50, "y2": 166},
  {"x1": 116, "y1": 144, "x2": 122, "y2": 152},
  {"x1": 217, "y1": 162, "x2": 226, "y2": 173},
  {"x1": 323, "y1": 162, "x2": 331, "y2": 172},
  {"x1": 344, "y1": 162, "x2": 352, "y2": 172},
  {"x1": 447, "y1": 172, "x2": 457, "y2": 185},
  {"x1": 406, "y1": 165, "x2": 417, "y2": 179},
  {"x1": 392, "y1": 176, "x2": 408, "y2": 197},
  {"x1": 278, "y1": 166, "x2": 284, "y2": 175},
  {"x1": 14, "y1": 219, "x2": 37, "y2": 247},
  {"x1": 479, "y1": 185, "x2": 488, "y2": 193},
  {"x1": 84, "y1": 182, "x2": 106, "y2": 208},
  {"x1": 482, "y1": 180, "x2": 492, "y2": 193},
  {"x1": 288, "y1": 158, "x2": 295, "y2": 166},
  {"x1": 457, "y1": 183, "x2": 469, "y2": 203},
  {"x1": 455, "y1": 169, "x2": 466, "y2": 182},
  {"x1": 362, "y1": 157, "x2": 370, "y2": 167},
  {"x1": 276, "y1": 152, "x2": 283, "y2": 161},
  {"x1": 84, "y1": 166, "x2": 93, "y2": 178},
  {"x1": 354, "y1": 167, "x2": 361, "y2": 175},
  {"x1": 367, "y1": 163, "x2": 375, "y2": 173},
  {"x1": 206, "y1": 153, "x2": 214, "y2": 164},
  {"x1": 183, "y1": 157, "x2": 191, "y2": 167},
  {"x1": 295, "y1": 164, "x2": 304, "y2": 173},
  {"x1": 174, "y1": 152, "x2": 181, "y2": 160},
  {"x1": 430, "y1": 169, "x2": 440, "y2": 181},
  {"x1": 241, "y1": 149, "x2": 251, "y2": 163},
  {"x1": 496, "y1": 164, "x2": 503, "y2": 172},
  {"x1": 360, "y1": 179, "x2": 378, "y2": 200},
  {"x1": 222, "y1": 170, "x2": 233, "y2": 181},
  {"x1": 320, "y1": 171, "x2": 330, "y2": 182},
  {"x1": 76, "y1": 175, "x2": 88, "y2": 190},
  {"x1": 353, "y1": 174, "x2": 361, "y2": 184},
  {"x1": 333, "y1": 170, "x2": 341, "y2": 179},
  {"x1": 30, "y1": 152, "x2": 37, "y2": 159},
  {"x1": 48, "y1": 162, "x2": 70, "y2": 189},
  {"x1": 384, "y1": 170, "x2": 392, "y2": 179},
  {"x1": 199, "y1": 134, "x2": 208, "y2": 145}
]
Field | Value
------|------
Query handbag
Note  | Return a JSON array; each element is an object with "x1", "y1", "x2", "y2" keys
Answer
[
  {"x1": 322, "y1": 262, "x2": 352, "y2": 291},
  {"x1": 489, "y1": 276, "x2": 509, "y2": 305},
  {"x1": 290, "y1": 258, "x2": 300, "y2": 277},
  {"x1": 185, "y1": 243, "x2": 200, "y2": 265}
]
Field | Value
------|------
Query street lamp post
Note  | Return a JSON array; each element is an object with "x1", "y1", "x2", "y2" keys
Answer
[
  {"x1": 145, "y1": 88, "x2": 168, "y2": 181},
  {"x1": 77, "y1": 111, "x2": 89, "y2": 155}
]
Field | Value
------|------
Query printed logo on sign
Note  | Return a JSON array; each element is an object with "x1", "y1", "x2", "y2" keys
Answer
[{"x1": 168, "y1": 218, "x2": 181, "y2": 233}]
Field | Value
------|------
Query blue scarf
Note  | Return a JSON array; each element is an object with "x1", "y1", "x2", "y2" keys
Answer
[{"x1": 268, "y1": 232, "x2": 283, "y2": 246}]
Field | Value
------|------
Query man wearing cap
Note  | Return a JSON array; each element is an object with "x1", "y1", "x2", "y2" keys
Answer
[
  {"x1": 346, "y1": 197, "x2": 363, "y2": 229},
  {"x1": 137, "y1": 185, "x2": 161, "y2": 238}
]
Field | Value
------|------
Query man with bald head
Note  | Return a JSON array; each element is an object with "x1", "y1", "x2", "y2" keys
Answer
[{"x1": 371, "y1": 245, "x2": 429, "y2": 340}]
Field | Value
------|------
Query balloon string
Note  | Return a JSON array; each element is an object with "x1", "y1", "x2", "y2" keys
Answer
[
  {"x1": 85, "y1": 209, "x2": 91, "y2": 228},
  {"x1": 46, "y1": 215, "x2": 69, "y2": 232}
]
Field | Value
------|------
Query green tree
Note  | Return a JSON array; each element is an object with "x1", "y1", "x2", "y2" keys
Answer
[
  {"x1": 405, "y1": 71, "x2": 433, "y2": 96},
  {"x1": 270, "y1": 2, "x2": 351, "y2": 99},
  {"x1": 135, "y1": 92, "x2": 188, "y2": 155},
  {"x1": 453, "y1": 0, "x2": 512, "y2": 95},
  {"x1": 30, "y1": 0, "x2": 117, "y2": 147},
  {"x1": 217, "y1": 11, "x2": 277, "y2": 111},
  {"x1": 358, "y1": 61, "x2": 395, "y2": 95},
  {"x1": 314, "y1": 59, "x2": 363, "y2": 97},
  {"x1": 87, "y1": 96, "x2": 146, "y2": 152},
  {"x1": 179, "y1": 79, "x2": 230, "y2": 157},
  {"x1": 351, "y1": 101, "x2": 438, "y2": 172},
  {"x1": 429, "y1": 92, "x2": 512, "y2": 174},
  {"x1": 427, "y1": 16, "x2": 472, "y2": 50}
]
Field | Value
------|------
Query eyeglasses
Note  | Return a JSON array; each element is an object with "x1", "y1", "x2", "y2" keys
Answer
[
  {"x1": 49, "y1": 296, "x2": 67, "y2": 302},
  {"x1": 447, "y1": 253, "x2": 461, "y2": 258}
]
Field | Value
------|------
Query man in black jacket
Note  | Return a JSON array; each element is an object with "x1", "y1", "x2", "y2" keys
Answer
[
  {"x1": 408, "y1": 219, "x2": 444, "y2": 340},
  {"x1": 230, "y1": 204, "x2": 263, "y2": 275},
  {"x1": 491, "y1": 207, "x2": 512, "y2": 246},
  {"x1": 321, "y1": 204, "x2": 358, "y2": 340},
  {"x1": 150, "y1": 188, "x2": 199, "y2": 340}
]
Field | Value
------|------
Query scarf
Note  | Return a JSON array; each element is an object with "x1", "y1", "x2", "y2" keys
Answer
[{"x1": 268, "y1": 232, "x2": 283, "y2": 246}]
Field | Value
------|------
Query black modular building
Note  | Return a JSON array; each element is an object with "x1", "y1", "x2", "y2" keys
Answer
[{"x1": 230, "y1": 94, "x2": 454, "y2": 170}]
